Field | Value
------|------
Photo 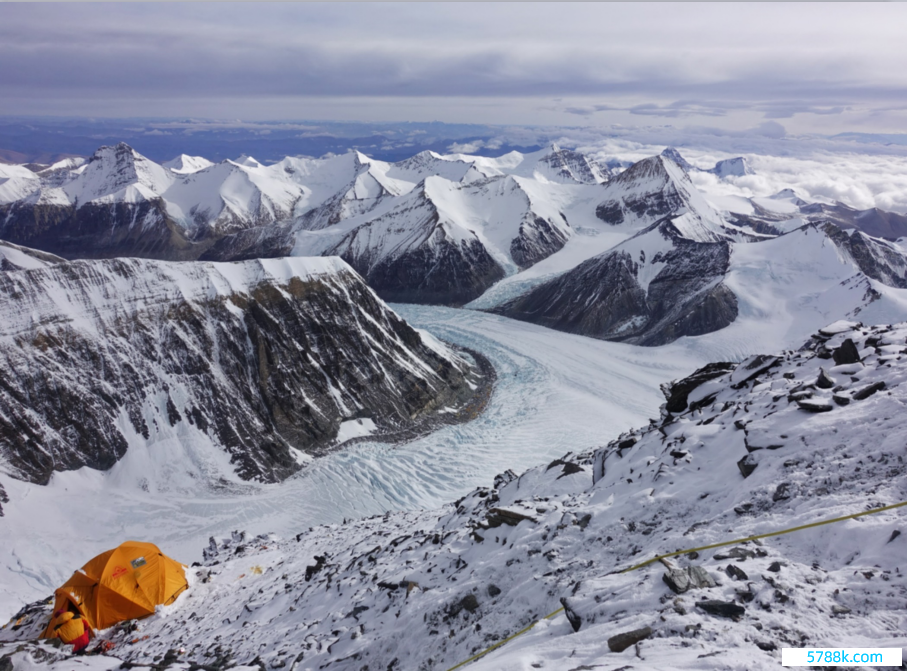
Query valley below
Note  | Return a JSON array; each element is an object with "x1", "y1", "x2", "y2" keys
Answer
[{"x1": 0, "y1": 305, "x2": 701, "y2": 621}]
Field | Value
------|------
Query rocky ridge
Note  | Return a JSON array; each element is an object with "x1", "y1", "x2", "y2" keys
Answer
[
  {"x1": 3, "y1": 320, "x2": 904, "y2": 670},
  {"x1": 0, "y1": 254, "x2": 483, "y2": 486}
]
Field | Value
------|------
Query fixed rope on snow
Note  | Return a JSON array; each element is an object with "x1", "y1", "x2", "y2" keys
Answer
[{"x1": 444, "y1": 499, "x2": 907, "y2": 670}]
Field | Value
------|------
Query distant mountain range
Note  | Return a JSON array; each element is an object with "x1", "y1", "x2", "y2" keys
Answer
[{"x1": 2, "y1": 143, "x2": 907, "y2": 346}]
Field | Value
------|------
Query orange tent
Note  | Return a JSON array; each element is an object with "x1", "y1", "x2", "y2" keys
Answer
[{"x1": 42, "y1": 541, "x2": 188, "y2": 635}]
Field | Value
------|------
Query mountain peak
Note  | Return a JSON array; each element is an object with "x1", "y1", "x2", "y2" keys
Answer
[
  {"x1": 233, "y1": 155, "x2": 262, "y2": 168},
  {"x1": 711, "y1": 156, "x2": 752, "y2": 177},
  {"x1": 660, "y1": 147, "x2": 695, "y2": 172}
]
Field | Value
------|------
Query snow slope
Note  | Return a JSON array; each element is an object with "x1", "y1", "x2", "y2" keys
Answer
[
  {"x1": 162, "y1": 154, "x2": 215, "y2": 175},
  {"x1": 4, "y1": 320, "x2": 904, "y2": 671},
  {"x1": 0, "y1": 305, "x2": 706, "y2": 623}
]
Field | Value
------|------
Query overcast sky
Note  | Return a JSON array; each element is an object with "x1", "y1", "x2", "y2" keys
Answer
[{"x1": 2, "y1": 3, "x2": 907, "y2": 134}]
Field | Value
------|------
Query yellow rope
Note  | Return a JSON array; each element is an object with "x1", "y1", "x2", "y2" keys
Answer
[
  {"x1": 619, "y1": 499, "x2": 907, "y2": 574},
  {"x1": 445, "y1": 606, "x2": 565, "y2": 671},
  {"x1": 443, "y1": 499, "x2": 907, "y2": 670}
]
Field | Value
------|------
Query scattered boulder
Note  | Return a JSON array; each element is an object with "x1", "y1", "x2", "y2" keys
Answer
[
  {"x1": 726, "y1": 565, "x2": 749, "y2": 581},
  {"x1": 888, "y1": 530, "x2": 901, "y2": 544},
  {"x1": 815, "y1": 368, "x2": 835, "y2": 389},
  {"x1": 459, "y1": 594, "x2": 479, "y2": 613},
  {"x1": 545, "y1": 460, "x2": 584, "y2": 478},
  {"x1": 714, "y1": 547, "x2": 756, "y2": 561},
  {"x1": 819, "y1": 320, "x2": 861, "y2": 337},
  {"x1": 832, "y1": 394, "x2": 851, "y2": 406},
  {"x1": 446, "y1": 594, "x2": 480, "y2": 618},
  {"x1": 608, "y1": 626, "x2": 653, "y2": 653},
  {"x1": 852, "y1": 381, "x2": 886, "y2": 401},
  {"x1": 493, "y1": 470, "x2": 518, "y2": 489},
  {"x1": 560, "y1": 597, "x2": 582, "y2": 633},
  {"x1": 486, "y1": 508, "x2": 537, "y2": 528},
  {"x1": 730, "y1": 355, "x2": 781, "y2": 389},
  {"x1": 768, "y1": 561, "x2": 783, "y2": 572},
  {"x1": 664, "y1": 362, "x2": 735, "y2": 413},
  {"x1": 305, "y1": 555, "x2": 327, "y2": 582},
  {"x1": 487, "y1": 584, "x2": 502, "y2": 597},
  {"x1": 663, "y1": 566, "x2": 717, "y2": 594},
  {"x1": 831, "y1": 605, "x2": 852, "y2": 615},
  {"x1": 696, "y1": 600, "x2": 745, "y2": 619},
  {"x1": 833, "y1": 339, "x2": 861, "y2": 365},
  {"x1": 773, "y1": 483, "x2": 792, "y2": 502},
  {"x1": 737, "y1": 454, "x2": 758, "y2": 478},
  {"x1": 796, "y1": 398, "x2": 833, "y2": 413}
]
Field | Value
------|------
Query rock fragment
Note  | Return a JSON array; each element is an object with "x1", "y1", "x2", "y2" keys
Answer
[
  {"x1": 851, "y1": 381, "x2": 886, "y2": 401},
  {"x1": 608, "y1": 626, "x2": 653, "y2": 653},
  {"x1": 815, "y1": 368, "x2": 835, "y2": 389},
  {"x1": 726, "y1": 565, "x2": 748, "y2": 581},
  {"x1": 663, "y1": 566, "x2": 717, "y2": 594},
  {"x1": 833, "y1": 339, "x2": 861, "y2": 365},
  {"x1": 737, "y1": 454, "x2": 758, "y2": 478},
  {"x1": 696, "y1": 600, "x2": 745, "y2": 619},
  {"x1": 485, "y1": 508, "x2": 537, "y2": 528}
]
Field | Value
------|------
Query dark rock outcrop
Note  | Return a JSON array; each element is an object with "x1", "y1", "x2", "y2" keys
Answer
[
  {"x1": 595, "y1": 157, "x2": 688, "y2": 226},
  {"x1": 0, "y1": 198, "x2": 207, "y2": 261},
  {"x1": 344, "y1": 228, "x2": 505, "y2": 306},
  {"x1": 492, "y1": 221, "x2": 738, "y2": 346},
  {"x1": 662, "y1": 362, "x2": 735, "y2": 413},
  {"x1": 821, "y1": 223, "x2": 907, "y2": 288},
  {"x1": 510, "y1": 216, "x2": 569, "y2": 269}
]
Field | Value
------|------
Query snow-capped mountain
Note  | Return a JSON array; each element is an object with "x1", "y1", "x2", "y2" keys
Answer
[
  {"x1": 493, "y1": 219, "x2": 738, "y2": 346},
  {"x1": 719, "y1": 186, "x2": 907, "y2": 243},
  {"x1": 0, "y1": 251, "x2": 484, "y2": 486},
  {"x1": 711, "y1": 156, "x2": 753, "y2": 177},
  {"x1": 493, "y1": 213, "x2": 907, "y2": 345},
  {"x1": 5, "y1": 320, "x2": 903, "y2": 670},
  {"x1": 162, "y1": 154, "x2": 215, "y2": 174},
  {"x1": 0, "y1": 144, "x2": 592, "y2": 303},
  {"x1": 292, "y1": 173, "x2": 574, "y2": 304},
  {"x1": 593, "y1": 155, "x2": 737, "y2": 241},
  {"x1": 659, "y1": 147, "x2": 753, "y2": 178},
  {"x1": 486, "y1": 151, "x2": 907, "y2": 345},
  {"x1": 4, "y1": 141, "x2": 907, "y2": 320}
]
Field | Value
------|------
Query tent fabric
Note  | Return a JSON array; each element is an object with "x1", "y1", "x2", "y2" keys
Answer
[{"x1": 42, "y1": 541, "x2": 187, "y2": 635}]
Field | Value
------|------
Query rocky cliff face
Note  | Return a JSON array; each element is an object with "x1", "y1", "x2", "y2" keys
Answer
[
  {"x1": 0, "y1": 198, "x2": 205, "y2": 260},
  {"x1": 315, "y1": 176, "x2": 570, "y2": 305},
  {"x1": 493, "y1": 220, "x2": 738, "y2": 345},
  {"x1": 0, "y1": 255, "x2": 481, "y2": 486}
]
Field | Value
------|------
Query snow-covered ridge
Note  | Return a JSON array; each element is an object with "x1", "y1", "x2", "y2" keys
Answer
[
  {"x1": 5, "y1": 320, "x2": 903, "y2": 670},
  {"x1": 0, "y1": 256, "x2": 349, "y2": 338}
]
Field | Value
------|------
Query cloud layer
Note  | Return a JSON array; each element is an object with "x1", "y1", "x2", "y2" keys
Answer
[{"x1": 2, "y1": 3, "x2": 907, "y2": 131}]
